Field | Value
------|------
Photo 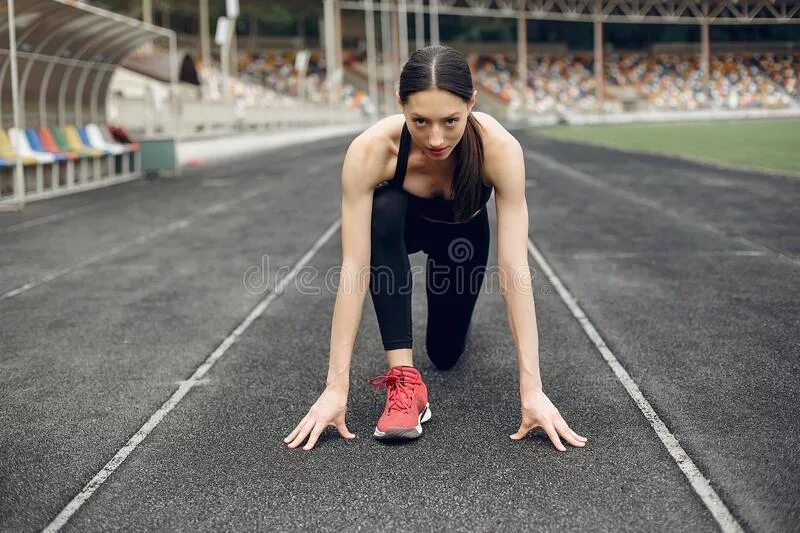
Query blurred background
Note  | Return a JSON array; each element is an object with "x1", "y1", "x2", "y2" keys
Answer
[
  {"x1": 2, "y1": 5, "x2": 799, "y2": 530},
  {"x1": 1, "y1": 0, "x2": 799, "y2": 207}
]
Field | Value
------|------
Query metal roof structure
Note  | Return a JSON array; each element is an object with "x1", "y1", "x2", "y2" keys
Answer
[
  {"x1": 338, "y1": 0, "x2": 800, "y2": 24},
  {"x1": 0, "y1": 0, "x2": 177, "y2": 129},
  {"x1": 0, "y1": 0, "x2": 177, "y2": 209}
]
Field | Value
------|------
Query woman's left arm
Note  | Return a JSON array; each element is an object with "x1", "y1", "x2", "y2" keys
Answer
[{"x1": 489, "y1": 136, "x2": 587, "y2": 452}]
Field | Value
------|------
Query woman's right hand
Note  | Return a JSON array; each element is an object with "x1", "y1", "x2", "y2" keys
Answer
[{"x1": 283, "y1": 386, "x2": 356, "y2": 450}]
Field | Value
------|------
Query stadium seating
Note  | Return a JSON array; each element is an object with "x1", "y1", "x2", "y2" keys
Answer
[
  {"x1": 64, "y1": 126, "x2": 103, "y2": 157},
  {"x1": 8, "y1": 128, "x2": 56, "y2": 164},
  {"x1": 25, "y1": 130, "x2": 67, "y2": 162},
  {"x1": 199, "y1": 49, "x2": 373, "y2": 114},
  {"x1": 470, "y1": 51, "x2": 800, "y2": 112},
  {"x1": 85, "y1": 124, "x2": 125, "y2": 155},
  {"x1": 37, "y1": 128, "x2": 78, "y2": 161},
  {"x1": 0, "y1": 123, "x2": 143, "y2": 202}
]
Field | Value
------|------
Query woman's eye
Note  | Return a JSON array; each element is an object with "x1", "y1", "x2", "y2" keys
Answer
[{"x1": 414, "y1": 118, "x2": 457, "y2": 126}]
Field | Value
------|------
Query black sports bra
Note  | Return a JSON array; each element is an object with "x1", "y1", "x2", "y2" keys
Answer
[{"x1": 387, "y1": 122, "x2": 493, "y2": 224}]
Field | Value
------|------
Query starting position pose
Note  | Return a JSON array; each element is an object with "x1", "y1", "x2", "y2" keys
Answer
[{"x1": 284, "y1": 45, "x2": 587, "y2": 451}]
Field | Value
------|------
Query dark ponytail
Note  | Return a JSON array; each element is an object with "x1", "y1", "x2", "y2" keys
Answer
[{"x1": 398, "y1": 45, "x2": 485, "y2": 223}]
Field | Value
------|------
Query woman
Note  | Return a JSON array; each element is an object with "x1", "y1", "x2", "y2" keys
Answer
[{"x1": 284, "y1": 45, "x2": 587, "y2": 451}]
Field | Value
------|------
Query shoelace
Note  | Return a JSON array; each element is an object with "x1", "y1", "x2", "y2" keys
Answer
[{"x1": 369, "y1": 371, "x2": 423, "y2": 413}]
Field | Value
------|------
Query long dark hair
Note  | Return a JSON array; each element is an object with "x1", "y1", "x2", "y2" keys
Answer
[{"x1": 398, "y1": 45, "x2": 485, "y2": 223}]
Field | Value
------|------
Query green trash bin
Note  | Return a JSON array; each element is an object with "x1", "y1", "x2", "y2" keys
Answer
[{"x1": 139, "y1": 137, "x2": 180, "y2": 177}]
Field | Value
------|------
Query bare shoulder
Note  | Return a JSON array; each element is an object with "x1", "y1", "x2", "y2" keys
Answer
[
  {"x1": 352, "y1": 113, "x2": 405, "y2": 152},
  {"x1": 472, "y1": 111, "x2": 520, "y2": 152},
  {"x1": 343, "y1": 115, "x2": 404, "y2": 191},
  {"x1": 472, "y1": 111, "x2": 523, "y2": 187}
]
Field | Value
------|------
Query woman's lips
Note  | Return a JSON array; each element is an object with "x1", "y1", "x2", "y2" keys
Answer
[{"x1": 429, "y1": 147, "x2": 448, "y2": 156}]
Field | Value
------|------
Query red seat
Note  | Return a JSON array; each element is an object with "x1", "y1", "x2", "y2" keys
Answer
[
  {"x1": 108, "y1": 125, "x2": 140, "y2": 151},
  {"x1": 39, "y1": 127, "x2": 78, "y2": 161}
]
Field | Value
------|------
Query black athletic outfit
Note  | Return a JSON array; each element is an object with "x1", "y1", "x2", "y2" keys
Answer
[{"x1": 369, "y1": 123, "x2": 493, "y2": 370}]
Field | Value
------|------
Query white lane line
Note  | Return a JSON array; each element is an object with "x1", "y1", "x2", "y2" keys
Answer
[
  {"x1": 525, "y1": 150, "x2": 800, "y2": 268},
  {"x1": 527, "y1": 237, "x2": 744, "y2": 533},
  {"x1": 0, "y1": 220, "x2": 189, "y2": 302},
  {"x1": 43, "y1": 217, "x2": 342, "y2": 532},
  {"x1": 555, "y1": 250, "x2": 766, "y2": 260},
  {"x1": 0, "y1": 186, "x2": 273, "y2": 303},
  {"x1": 0, "y1": 205, "x2": 97, "y2": 235}
]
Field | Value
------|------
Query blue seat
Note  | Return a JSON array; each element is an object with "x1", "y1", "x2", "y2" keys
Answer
[
  {"x1": 78, "y1": 126, "x2": 110, "y2": 156},
  {"x1": 25, "y1": 128, "x2": 66, "y2": 162}
]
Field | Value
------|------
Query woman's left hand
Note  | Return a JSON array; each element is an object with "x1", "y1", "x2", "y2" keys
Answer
[{"x1": 510, "y1": 388, "x2": 588, "y2": 451}]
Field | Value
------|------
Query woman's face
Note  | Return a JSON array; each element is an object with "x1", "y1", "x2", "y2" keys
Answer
[{"x1": 400, "y1": 88, "x2": 476, "y2": 161}]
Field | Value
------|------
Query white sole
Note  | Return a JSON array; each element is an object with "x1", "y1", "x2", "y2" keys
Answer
[{"x1": 374, "y1": 403, "x2": 432, "y2": 439}]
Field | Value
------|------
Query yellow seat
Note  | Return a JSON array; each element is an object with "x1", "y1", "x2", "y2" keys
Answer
[
  {"x1": 64, "y1": 125, "x2": 103, "y2": 157},
  {"x1": 0, "y1": 128, "x2": 38, "y2": 165}
]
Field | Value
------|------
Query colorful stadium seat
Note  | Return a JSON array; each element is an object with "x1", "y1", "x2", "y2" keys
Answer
[
  {"x1": 24, "y1": 129, "x2": 66, "y2": 162},
  {"x1": 85, "y1": 124, "x2": 125, "y2": 155},
  {"x1": 38, "y1": 128, "x2": 79, "y2": 160},
  {"x1": 59, "y1": 126, "x2": 102, "y2": 157},
  {"x1": 77, "y1": 126, "x2": 110, "y2": 156},
  {"x1": 9, "y1": 128, "x2": 57, "y2": 164},
  {"x1": 76, "y1": 126, "x2": 111, "y2": 155},
  {"x1": 0, "y1": 128, "x2": 39, "y2": 165}
]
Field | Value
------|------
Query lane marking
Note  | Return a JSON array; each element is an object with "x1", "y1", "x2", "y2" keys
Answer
[
  {"x1": 0, "y1": 183, "x2": 284, "y2": 303},
  {"x1": 0, "y1": 205, "x2": 98, "y2": 235},
  {"x1": 42, "y1": 218, "x2": 342, "y2": 532},
  {"x1": 525, "y1": 151, "x2": 800, "y2": 268},
  {"x1": 553, "y1": 250, "x2": 766, "y2": 259},
  {"x1": 0, "y1": 220, "x2": 189, "y2": 302},
  {"x1": 527, "y1": 237, "x2": 744, "y2": 533}
]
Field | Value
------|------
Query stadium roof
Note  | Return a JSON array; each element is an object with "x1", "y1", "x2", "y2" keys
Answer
[
  {"x1": 338, "y1": 0, "x2": 800, "y2": 24},
  {"x1": 1, "y1": 0, "x2": 176, "y2": 127}
]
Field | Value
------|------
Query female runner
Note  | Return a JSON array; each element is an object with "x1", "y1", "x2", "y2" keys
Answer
[{"x1": 284, "y1": 45, "x2": 587, "y2": 451}]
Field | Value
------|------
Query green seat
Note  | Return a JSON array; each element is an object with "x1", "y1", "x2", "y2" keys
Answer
[{"x1": 51, "y1": 127, "x2": 91, "y2": 159}]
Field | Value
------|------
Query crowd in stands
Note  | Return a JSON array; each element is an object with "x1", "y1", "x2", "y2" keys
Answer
[
  {"x1": 472, "y1": 53, "x2": 617, "y2": 113},
  {"x1": 197, "y1": 49, "x2": 373, "y2": 114},
  {"x1": 606, "y1": 53, "x2": 708, "y2": 110},
  {"x1": 754, "y1": 51, "x2": 800, "y2": 98},
  {"x1": 193, "y1": 47, "x2": 799, "y2": 115},
  {"x1": 472, "y1": 51, "x2": 800, "y2": 112}
]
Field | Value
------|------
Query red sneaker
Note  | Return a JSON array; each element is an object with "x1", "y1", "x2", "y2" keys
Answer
[{"x1": 368, "y1": 365, "x2": 431, "y2": 439}]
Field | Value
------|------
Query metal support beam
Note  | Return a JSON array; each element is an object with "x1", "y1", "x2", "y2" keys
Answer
[
  {"x1": 391, "y1": 0, "x2": 401, "y2": 87},
  {"x1": 517, "y1": 8, "x2": 527, "y2": 101},
  {"x1": 323, "y1": 0, "x2": 337, "y2": 106},
  {"x1": 593, "y1": 15, "x2": 604, "y2": 109},
  {"x1": 199, "y1": 0, "x2": 210, "y2": 70},
  {"x1": 335, "y1": 0, "x2": 344, "y2": 104},
  {"x1": 701, "y1": 20, "x2": 710, "y2": 107},
  {"x1": 7, "y1": 0, "x2": 24, "y2": 209},
  {"x1": 415, "y1": 0, "x2": 425, "y2": 50},
  {"x1": 430, "y1": 0, "x2": 440, "y2": 46},
  {"x1": 337, "y1": 0, "x2": 800, "y2": 25},
  {"x1": 143, "y1": 0, "x2": 153, "y2": 24},
  {"x1": 381, "y1": 5, "x2": 393, "y2": 112},
  {"x1": 398, "y1": 0, "x2": 409, "y2": 64},
  {"x1": 365, "y1": 0, "x2": 379, "y2": 119}
]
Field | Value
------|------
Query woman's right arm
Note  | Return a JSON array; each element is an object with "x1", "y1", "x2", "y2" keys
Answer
[
  {"x1": 325, "y1": 133, "x2": 385, "y2": 394},
  {"x1": 284, "y1": 132, "x2": 387, "y2": 451}
]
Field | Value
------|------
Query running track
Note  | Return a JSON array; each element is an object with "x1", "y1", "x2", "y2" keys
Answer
[{"x1": 1, "y1": 129, "x2": 797, "y2": 531}]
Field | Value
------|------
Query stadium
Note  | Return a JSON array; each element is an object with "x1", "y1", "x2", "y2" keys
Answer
[{"x1": 1, "y1": 0, "x2": 798, "y2": 531}]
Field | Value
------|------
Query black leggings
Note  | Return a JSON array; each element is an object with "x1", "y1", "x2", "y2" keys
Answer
[{"x1": 369, "y1": 183, "x2": 490, "y2": 370}]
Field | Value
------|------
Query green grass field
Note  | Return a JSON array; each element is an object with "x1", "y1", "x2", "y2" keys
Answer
[{"x1": 535, "y1": 119, "x2": 800, "y2": 175}]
